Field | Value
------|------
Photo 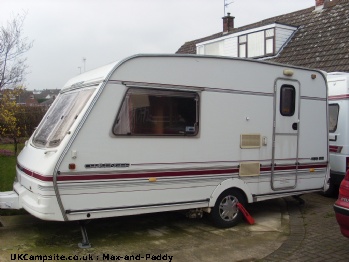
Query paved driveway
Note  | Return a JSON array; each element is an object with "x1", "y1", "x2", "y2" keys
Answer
[
  {"x1": 0, "y1": 198, "x2": 288, "y2": 262},
  {"x1": 2, "y1": 193, "x2": 346, "y2": 262},
  {"x1": 262, "y1": 193, "x2": 349, "y2": 262}
]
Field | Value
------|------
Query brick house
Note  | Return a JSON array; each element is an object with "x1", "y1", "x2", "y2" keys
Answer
[
  {"x1": 0, "y1": 89, "x2": 60, "y2": 107},
  {"x1": 177, "y1": 0, "x2": 349, "y2": 73}
]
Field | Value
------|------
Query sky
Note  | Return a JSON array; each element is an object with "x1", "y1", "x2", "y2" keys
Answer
[{"x1": 1, "y1": 0, "x2": 315, "y2": 90}]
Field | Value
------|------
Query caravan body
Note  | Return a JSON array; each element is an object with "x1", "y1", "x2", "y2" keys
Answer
[
  {"x1": 328, "y1": 72, "x2": 349, "y2": 193},
  {"x1": 0, "y1": 55, "x2": 329, "y2": 227}
]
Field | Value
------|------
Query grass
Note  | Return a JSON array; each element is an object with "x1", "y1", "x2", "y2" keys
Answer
[
  {"x1": 0, "y1": 142, "x2": 27, "y2": 215},
  {"x1": 0, "y1": 143, "x2": 16, "y2": 151},
  {"x1": 0, "y1": 143, "x2": 21, "y2": 191},
  {"x1": 0, "y1": 156, "x2": 17, "y2": 191}
]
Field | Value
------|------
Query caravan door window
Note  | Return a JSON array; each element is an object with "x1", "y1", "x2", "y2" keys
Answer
[
  {"x1": 113, "y1": 88, "x2": 199, "y2": 136},
  {"x1": 329, "y1": 104, "x2": 339, "y2": 132},
  {"x1": 280, "y1": 85, "x2": 296, "y2": 116}
]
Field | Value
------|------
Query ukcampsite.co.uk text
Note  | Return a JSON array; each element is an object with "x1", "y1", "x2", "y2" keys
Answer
[{"x1": 10, "y1": 253, "x2": 174, "y2": 262}]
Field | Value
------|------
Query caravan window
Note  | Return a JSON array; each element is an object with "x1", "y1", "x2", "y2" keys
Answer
[
  {"x1": 113, "y1": 88, "x2": 199, "y2": 136},
  {"x1": 280, "y1": 85, "x2": 296, "y2": 116},
  {"x1": 32, "y1": 88, "x2": 95, "y2": 148},
  {"x1": 329, "y1": 104, "x2": 339, "y2": 132}
]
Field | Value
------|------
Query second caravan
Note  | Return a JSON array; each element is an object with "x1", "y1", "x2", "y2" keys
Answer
[
  {"x1": 1, "y1": 54, "x2": 329, "y2": 231},
  {"x1": 328, "y1": 72, "x2": 349, "y2": 194}
]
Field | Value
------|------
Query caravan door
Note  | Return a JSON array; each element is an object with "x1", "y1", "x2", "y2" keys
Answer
[{"x1": 271, "y1": 79, "x2": 300, "y2": 190}]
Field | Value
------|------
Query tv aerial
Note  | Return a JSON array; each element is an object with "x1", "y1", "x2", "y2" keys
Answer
[{"x1": 224, "y1": 0, "x2": 234, "y2": 16}]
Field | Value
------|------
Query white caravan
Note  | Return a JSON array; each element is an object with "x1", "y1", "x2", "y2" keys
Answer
[
  {"x1": 328, "y1": 72, "x2": 349, "y2": 194},
  {"x1": 1, "y1": 54, "x2": 329, "y2": 245}
]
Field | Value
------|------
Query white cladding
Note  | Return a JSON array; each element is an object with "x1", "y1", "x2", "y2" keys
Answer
[
  {"x1": 328, "y1": 72, "x2": 349, "y2": 96},
  {"x1": 328, "y1": 73, "x2": 349, "y2": 179}
]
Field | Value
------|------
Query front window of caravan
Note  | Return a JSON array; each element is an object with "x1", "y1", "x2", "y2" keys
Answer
[
  {"x1": 33, "y1": 89, "x2": 95, "y2": 148},
  {"x1": 113, "y1": 88, "x2": 199, "y2": 136}
]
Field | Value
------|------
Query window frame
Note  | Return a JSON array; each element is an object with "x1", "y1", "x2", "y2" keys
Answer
[
  {"x1": 238, "y1": 28, "x2": 276, "y2": 58},
  {"x1": 113, "y1": 87, "x2": 200, "y2": 137},
  {"x1": 238, "y1": 35, "x2": 247, "y2": 58},
  {"x1": 265, "y1": 28, "x2": 275, "y2": 55}
]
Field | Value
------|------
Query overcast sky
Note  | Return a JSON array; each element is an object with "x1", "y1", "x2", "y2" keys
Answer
[{"x1": 1, "y1": 0, "x2": 315, "y2": 90}]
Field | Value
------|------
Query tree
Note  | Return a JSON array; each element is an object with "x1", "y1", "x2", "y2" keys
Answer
[
  {"x1": 0, "y1": 87, "x2": 25, "y2": 155},
  {"x1": 0, "y1": 12, "x2": 33, "y2": 90}
]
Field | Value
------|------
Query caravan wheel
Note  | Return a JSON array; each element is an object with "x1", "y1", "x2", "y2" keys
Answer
[{"x1": 210, "y1": 189, "x2": 246, "y2": 228}]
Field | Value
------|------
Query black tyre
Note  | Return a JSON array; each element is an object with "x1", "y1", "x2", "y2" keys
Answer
[{"x1": 209, "y1": 189, "x2": 246, "y2": 228}]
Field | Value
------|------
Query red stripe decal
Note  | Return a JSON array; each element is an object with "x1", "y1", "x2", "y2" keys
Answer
[
  {"x1": 57, "y1": 168, "x2": 240, "y2": 181},
  {"x1": 329, "y1": 94, "x2": 349, "y2": 100},
  {"x1": 329, "y1": 145, "x2": 343, "y2": 153},
  {"x1": 17, "y1": 164, "x2": 53, "y2": 182},
  {"x1": 17, "y1": 163, "x2": 328, "y2": 183}
]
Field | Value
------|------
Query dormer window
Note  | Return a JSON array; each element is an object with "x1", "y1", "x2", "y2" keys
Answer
[
  {"x1": 238, "y1": 28, "x2": 275, "y2": 58},
  {"x1": 197, "y1": 23, "x2": 297, "y2": 59}
]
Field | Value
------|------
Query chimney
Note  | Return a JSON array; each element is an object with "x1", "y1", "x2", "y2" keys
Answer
[
  {"x1": 315, "y1": 0, "x2": 325, "y2": 6},
  {"x1": 315, "y1": 0, "x2": 338, "y2": 9},
  {"x1": 324, "y1": 0, "x2": 339, "y2": 8},
  {"x1": 222, "y1": 13, "x2": 235, "y2": 34}
]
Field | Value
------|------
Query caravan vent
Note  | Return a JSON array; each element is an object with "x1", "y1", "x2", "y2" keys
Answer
[
  {"x1": 239, "y1": 162, "x2": 260, "y2": 177},
  {"x1": 240, "y1": 134, "x2": 261, "y2": 149}
]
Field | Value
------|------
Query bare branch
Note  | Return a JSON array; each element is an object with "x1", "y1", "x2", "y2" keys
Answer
[{"x1": 0, "y1": 11, "x2": 33, "y2": 90}]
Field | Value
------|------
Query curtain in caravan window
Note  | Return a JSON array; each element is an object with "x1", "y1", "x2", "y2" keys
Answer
[
  {"x1": 113, "y1": 88, "x2": 199, "y2": 136},
  {"x1": 114, "y1": 94, "x2": 131, "y2": 134}
]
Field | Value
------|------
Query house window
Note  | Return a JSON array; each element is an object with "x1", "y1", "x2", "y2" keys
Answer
[
  {"x1": 329, "y1": 104, "x2": 339, "y2": 132},
  {"x1": 238, "y1": 35, "x2": 247, "y2": 58},
  {"x1": 280, "y1": 85, "x2": 296, "y2": 116},
  {"x1": 247, "y1": 31, "x2": 264, "y2": 57},
  {"x1": 238, "y1": 28, "x2": 275, "y2": 58},
  {"x1": 265, "y1": 29, "x2": 275, "y2": 55},
  {"x1": 205, "y1": 41, "x2": 222, "y2": 55},
  {"x1": 197, "y1": 46, "x2": 204, "y2": 55},
  {"x1": 113, "y1": 88, "x2": 199, "y2": 136}
]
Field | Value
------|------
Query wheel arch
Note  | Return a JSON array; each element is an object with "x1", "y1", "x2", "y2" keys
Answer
[{"x1": 209, "y1": 178, "x2": 253, "y2": 207}]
